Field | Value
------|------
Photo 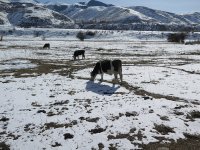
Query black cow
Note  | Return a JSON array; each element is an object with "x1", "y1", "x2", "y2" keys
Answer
[
  {"x1": 90, "y1": 59, "x2": 123, "y2": 82},
  {"x1": 73, "y1": 50, "x2": 85, "y2": 60},
  {"x1": 43, "y1": 43, "x2": 50, "y2": 49}
]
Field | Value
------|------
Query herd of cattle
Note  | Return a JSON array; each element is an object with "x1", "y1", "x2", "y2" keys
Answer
[{"x1": 43, "y1": 43, "x2": 123, "y2": 82}]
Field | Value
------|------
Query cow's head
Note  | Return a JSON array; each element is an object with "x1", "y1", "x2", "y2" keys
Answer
[
  {"x1": 90, "y1": 71, "x2": 97, "y2": 81},
  {"x1": 72, "y1": 55, "x2": 76, "y2": 60}
]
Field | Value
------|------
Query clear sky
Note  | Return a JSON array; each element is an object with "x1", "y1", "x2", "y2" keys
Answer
[{"x1": 39, "y1": 0, "x2": 200, "y2": 14}]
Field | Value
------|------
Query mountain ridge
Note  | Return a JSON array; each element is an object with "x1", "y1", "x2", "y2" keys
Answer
[
  {"x1": 0, "y1": 0, "x2": 75, "y2": 28},
  {"x1": 0, "y1": 0, "x2": 200, "y2": 31}
]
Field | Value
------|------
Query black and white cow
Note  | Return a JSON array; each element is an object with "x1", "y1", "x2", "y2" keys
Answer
[
  {"x1": 73, "y1": 50, "x2": 85, "y2": 60},
  {"x1": 43, "y1": 43, "x2": 50, "y2": 49},
  {"x1": 90, "y1": 59, "x2": 123, "y2": 82}
]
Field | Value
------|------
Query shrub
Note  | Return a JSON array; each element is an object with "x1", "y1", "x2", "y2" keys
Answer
[
  {"x1": 76, "y1": 31, "x2": 85, "y2": 41},
  {"x1": 185, "y1": 40, "x2": 200, "y2": 45},
  {"x1": 8, "y1": 30, "x2": 13, "y2": 35},
  {"x1": 167, "y1": 33, "x2": 187, "y2": 43},
  {"x1": 86, "y1": 31, "x2": 96, "y2": 36}
]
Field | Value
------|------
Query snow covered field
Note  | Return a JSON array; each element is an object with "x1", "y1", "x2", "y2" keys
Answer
[{"x1": 1, "y1": 29, "x2": 200, "y2": 149}]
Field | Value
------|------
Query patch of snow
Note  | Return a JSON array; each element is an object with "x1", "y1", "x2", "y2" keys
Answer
[
  {"x1": 1, "y1": 73, "x2": 200, "y2": 149},
  {"x1": 10, "y1": 0, "x2": 38, "y2": 4},
  {"x1": 172, "y1": 64, "x2": 200, "y2": 73},
  {"x1": 0, "y1": 59, "x2": 37, "y2": 70},
  {"x1": 1, "y1": 30, "x2": 200, "y2": 149}
]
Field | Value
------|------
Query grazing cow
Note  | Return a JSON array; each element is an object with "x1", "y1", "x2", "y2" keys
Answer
[
  {"x1": 43, "y1": 43, "x2": 50, "y2": 49},
  {"x1": 90, "y1": 59, "x2": 123, "y2": 82},
  {"x1": 73, "y1": 50, "x2": 85, "y2": 60}
]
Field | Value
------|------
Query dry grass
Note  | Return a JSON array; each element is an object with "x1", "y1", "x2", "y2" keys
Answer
[
  {"x1": 154, "y1": 124, "x2": 175, "y2": 135},
  {"x1": 143, "y1": 134, "x2": 200, "y2": 150},
  {"x1": 89, "y1": 127, "x2": 106, "y2": 134},
  {"x1": 0, "y1": 142, "x2": 10, "y2": 150},
  {"x1": 42, "y1": 120, "x2": 78, "y2": 131}
]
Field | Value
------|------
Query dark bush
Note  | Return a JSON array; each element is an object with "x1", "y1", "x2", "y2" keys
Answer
[
  {"x1": 185, "y1": 40, "x2": 200, "y2": 45},
  {"x1": 86, "y1": 31, "x2": 96, "y2": 36},
  {"x1": 167, "y1": 33, "x2": 187, "y2": 43},
  {"x1": 8, "y1": 30, "x2": 13, "y2": 34},
  {"x1": 76, "y1": 31, "x2": 85, "y2": 41}
]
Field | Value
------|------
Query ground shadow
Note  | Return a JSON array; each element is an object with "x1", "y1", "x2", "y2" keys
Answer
[{"x1": 86, "y1": 81, "x2": 120, "y2": 96}]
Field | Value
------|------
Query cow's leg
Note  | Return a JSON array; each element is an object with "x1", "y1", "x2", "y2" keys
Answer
[
  {"x1": 119, "y1": 73, "x2": 123, "y2": 82},
  {"x1": 112, "y1": 73, "x2": 118, "y2": 83},
  {"x1": 114, "y1": 73, "x2": 118, "y2": 80},
  {"x1": 82, "y1": 54, "x2": 85, "y2": 59},
  {"x1": 100, "y1": 73, "x2": 103, "y2": 82}
]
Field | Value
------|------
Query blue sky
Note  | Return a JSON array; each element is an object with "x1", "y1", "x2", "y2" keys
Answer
[{"x1": 40, "y1": 0, "x2": 200, "y2": 14}]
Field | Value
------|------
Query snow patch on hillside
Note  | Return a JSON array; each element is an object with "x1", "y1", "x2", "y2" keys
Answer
[{"x1": 10, "y1": 0, "x2": 38, "y2": 4}]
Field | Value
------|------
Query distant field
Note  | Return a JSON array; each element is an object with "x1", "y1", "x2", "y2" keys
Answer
[{"x1": 1, "y1": 29, "x2": 200, "y2": 149}]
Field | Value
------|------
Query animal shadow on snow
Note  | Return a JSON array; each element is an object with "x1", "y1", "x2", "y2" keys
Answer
[{"x1": 86, "y1": 81, "x2": 120, "y2": 96}]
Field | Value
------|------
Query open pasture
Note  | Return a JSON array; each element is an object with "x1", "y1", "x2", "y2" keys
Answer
[{"x1": 1, "y1": 32, "x2": 200, "y2": 149}]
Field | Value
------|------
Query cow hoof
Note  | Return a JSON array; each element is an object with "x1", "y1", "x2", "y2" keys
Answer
[{"x1": 112, "y1": 79, "x2": 118, "y2": 83}]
